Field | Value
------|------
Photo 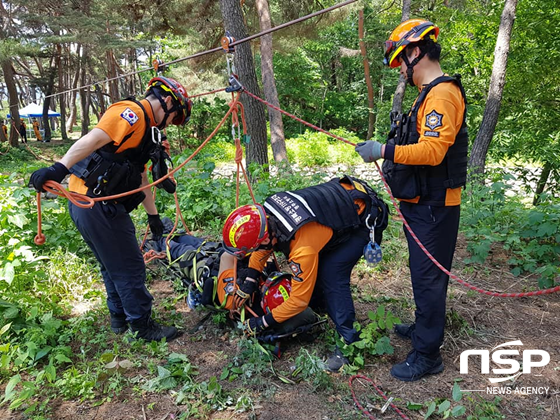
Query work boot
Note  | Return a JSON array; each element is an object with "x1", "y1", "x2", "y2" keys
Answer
[
  {"x1": 390, "y1": 350, "x2": 444, "y2": 382},
  {"x1": 325, "y1": 347, "x2": 349, "y2": 373},
  {"x1": 394, "y1": 323, "x2": 415, "y2": 340},
  {"x1": 129, "y1": 315, "x2": 178, "y2": 342},
  {"x1": 110, "y1": 312, "x2": 128, "y2": 334}
]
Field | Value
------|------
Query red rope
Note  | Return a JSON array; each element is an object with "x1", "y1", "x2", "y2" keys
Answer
[
  {"x1": 349, "y1": 374, "x2": 410, "y2": 420},
  {"x1": 241, "y1": 90, "x2": 560, "y2": 299}
]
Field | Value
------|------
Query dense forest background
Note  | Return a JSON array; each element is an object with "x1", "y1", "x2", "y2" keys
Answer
[{"x1": 1, "y1": 0, "x2": 559, "y2": 197}]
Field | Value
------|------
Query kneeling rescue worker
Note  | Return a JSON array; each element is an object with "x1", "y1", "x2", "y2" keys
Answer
[
  {"x1": 29, "y1": 76, "x2": 193, "y2": 342},
  {"x1": 222, "y1": 176, "x2": 388, "y2": 371}
]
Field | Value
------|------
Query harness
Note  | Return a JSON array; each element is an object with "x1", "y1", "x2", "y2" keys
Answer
[
  {"x1": 382, "y1": 75, "x2": 469, "y2": 205},
  {"x1": 264, "y1": 175, "x2": 389, "y2": 256},
  {"x1": 69, "y1": 97, "x2": 165, "y2": 211}
]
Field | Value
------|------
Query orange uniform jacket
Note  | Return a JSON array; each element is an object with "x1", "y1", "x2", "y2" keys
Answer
[
  {"x1": 388, "y1": 80, "x2": 465, "y2": 206},
  {"x1": 68, "y1": 100, "x2": 155, "y2": 194}
]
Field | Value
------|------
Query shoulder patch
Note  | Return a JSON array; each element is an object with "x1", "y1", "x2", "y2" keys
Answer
[
  {"x1": 288, "y1": 261, "x2": 304, "y2": 283},
  {"x1": 425, "y1": 110, "x2": 443, "y2": 130},
  {"x1": 120, "y1": 108, "x2": 139, "y2": 126}
]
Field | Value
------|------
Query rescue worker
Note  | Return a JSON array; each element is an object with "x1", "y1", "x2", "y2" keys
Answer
[
  {"x1": 222, "y1": 176, "x2": 388, "y2": 371},
  {"x1": 32, "y1": 119, "x2": 43, "y2": 141},
  {"x1": 29, "y1": 77, "x2": 193, "y2": 342},
  {"x1": 1, "y1": 121, "x2": 7, "y2": 140},
  {"x1": 355, "y1": 19, "x2": 468, "y2": 381},
  {"x1": 19, "y1": 120, "x2": 27, "y2": 143}
]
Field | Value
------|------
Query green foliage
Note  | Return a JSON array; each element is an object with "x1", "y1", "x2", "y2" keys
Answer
[
  {"x1": 285, "y1": 129, "x2": 362, "y2": 167},
  {"x1": 220, "y1": 338, "x2": 274, "y2": 388},
  {"x1": 292, "y1": 348, "x2": 332, "y2": 391},
  {"x1": 462, "y1": 169, "x2": 560, "y2": 288},
  {"x1": 338, "y1": 304, "x2": 400, "y2": 369},
  {"x1": 416, "y1": 382, "x2": 504, "y2": 419}
]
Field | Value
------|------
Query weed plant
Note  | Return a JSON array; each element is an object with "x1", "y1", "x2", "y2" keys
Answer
[{"x1": 462, "y1": 168, "x2": 560, "y2": 288}]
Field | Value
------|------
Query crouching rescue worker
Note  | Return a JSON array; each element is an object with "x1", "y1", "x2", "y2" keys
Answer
[
  {"x1": 222, "y1": 176, "x2": 389, "y2": 371},
  {"x1": 356, "y1": 19, "x2": 468, "y2": 381},
  {"x1": 29, "y1": 76, "x2": 193, "y2": 342}
]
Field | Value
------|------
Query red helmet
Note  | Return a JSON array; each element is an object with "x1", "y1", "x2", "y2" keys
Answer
[
  {"x1": 261, "y1": 272, "x2": 292, "y2": 314},
  {"x1": 146, "y1": 76, "x2": 193, "y2": 126},
  {"x1": 222, "y1": 204, "x2": 268, "y2": 259}
]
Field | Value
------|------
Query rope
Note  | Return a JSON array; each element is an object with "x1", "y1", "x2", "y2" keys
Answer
[
  {"x1": 34, "y1": 93, "x2": 242, "y2": 245},
  {"x1": 239, "y1": 90, "x2": 560, "y2": 299},
  {"x1": 190, "y1": 88, "x2": 227, "y2": 99},
  {"x1": 243, "y1": 89, "x2": 356, "y2": 146},
  {"x1": 349, "y1": 374, "x2": 410, "y2": 420},
  {"x1": 44, "y1": 0, "x2": 357, "y2": 100}
]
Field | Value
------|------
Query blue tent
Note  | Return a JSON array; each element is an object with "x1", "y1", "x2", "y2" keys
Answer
[{"x1": 7, "y1": 103, "x2": 61, "y2": 118}]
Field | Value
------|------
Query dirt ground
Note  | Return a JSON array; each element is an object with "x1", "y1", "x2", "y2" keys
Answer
[{"x1": 2, "y1": 236, "x2": 559, "y2": 419}]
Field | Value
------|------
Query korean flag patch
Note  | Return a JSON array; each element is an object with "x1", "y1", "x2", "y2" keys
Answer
[
  {"x1": 120, "y1": 108, "x2": 139, "y2": 126},
  {"x1": 425, "y1": 110, "x2": 443, "y2": 130}
]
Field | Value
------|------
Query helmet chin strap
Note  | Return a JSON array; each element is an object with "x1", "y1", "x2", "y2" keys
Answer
[
  {"x1": 151, "y1": 89, "x2": 177, "y2": 129},
  {"x1": 401, "y1": 49, "x2": 426, "y2": 87}
]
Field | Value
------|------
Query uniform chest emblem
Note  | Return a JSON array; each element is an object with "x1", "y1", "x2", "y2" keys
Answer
[
  {"x1": 120, "y1": 108, "x2": 139, "y2": 126},
  {"x1": 425, "y1": 110, "x2": 443, "y2": 130}
]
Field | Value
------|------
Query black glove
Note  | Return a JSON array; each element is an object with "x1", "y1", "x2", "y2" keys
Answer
[
  {"x1": 147, "y1": 214, "x2": 164, "y2": 239},
  {"x1": 152, "y1": 151, "x2": 176, "y2": 194},
  {"x1": 244, "y1": 316, "x2": 267, "y2": 337},
  {"x1": 233, "y1": 268, "x2": 262, "y2": 308},
  {"x1": 29, "y1": 162, "x2": 69, "y2": 192}
]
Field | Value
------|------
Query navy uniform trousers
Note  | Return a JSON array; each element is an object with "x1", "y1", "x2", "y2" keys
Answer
[
  {"x1": 69, "y1": 201, "x2": 153, "y2": 321},
  {"x1": 400, "y1": 201, "x2": 460, "y2": 357},
  {"x1": 312, "y1": 227, "x2": 369, "y2": 344}
]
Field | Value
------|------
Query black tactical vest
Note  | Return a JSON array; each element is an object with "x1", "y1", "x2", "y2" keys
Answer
[
  {"x1": 382, "y1": 75, "x2": 469, "y2": 205},
  {"x1": 69, "y1": 98, "x2": 156, "y2": 211},
  {"x1": 264, "y1": 175, "x2": 389, "y2": 256}
]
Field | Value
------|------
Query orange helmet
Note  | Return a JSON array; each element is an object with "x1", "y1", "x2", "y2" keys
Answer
[
  {"x1": 383, "y1": 19, "x2": 439, "y2": 68},
  {"x1": 146, "y1": 76, "x2": 193, "y2": 126},
  {"x1": 261, "y1": 272, "x2": 292, "y2": 314},
  {"x1": 222, "y1": 204, "x2": 268, "y2": 259}
]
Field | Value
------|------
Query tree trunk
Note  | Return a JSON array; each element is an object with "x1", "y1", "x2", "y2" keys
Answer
[
  {"x1": 390, "y1": 0, "x2": 411, "y2": 117},
  {"x1": 359, "y1": 10, "x2": 376, "y2": 140},
  {"x1": 533, "y1": 162, "x2": 552, "y2": 206},
  {"x1": 220, "y1": 0, "x2": 268, "y2": 167},
  {"x1": 56, "y1": 44, "x2": 68, "y2": 141},
  {"x1": 255, "y1": 0, "x2": 288, "y2": 163},
  {"x1": 469, "y1": 0, "x2": 518, "y2": 178},
  {"x1": 80, "y1": 56, "x2": 90, "y2": 136},
  {"x1": 1, "y1": 59, "x2": 21, "y2": 147},
  {"x1": 67, "y1": 44, "x2": 81, "y2": 133},
  {"x1": 42, "y1": 67, "x2": 57, "y2": 142}
]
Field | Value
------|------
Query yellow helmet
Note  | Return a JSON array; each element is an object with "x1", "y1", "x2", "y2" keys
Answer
[{"x1": 383, "y1": 19, "x2": 439, "y2": 68}]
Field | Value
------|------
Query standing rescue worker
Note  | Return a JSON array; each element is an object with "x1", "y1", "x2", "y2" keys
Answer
[
  {"x1": 222, "y1": 176, "x2": 388, "y2": 371},
  {"x1": 1, "y1": 121, "x2": 7, "y2": 139},
  {"x1": 19, "y1": 120, "x2": 27, "y2": 143},
  {"x1": 32, "y1": 119, "x2": 43, "y2": 141},
  {"x1": 356, "y1": 19, "x2": 468, "y2": 381},
  {"x1": 29, "y1": 77, "x2": 192, "y2": 342}
]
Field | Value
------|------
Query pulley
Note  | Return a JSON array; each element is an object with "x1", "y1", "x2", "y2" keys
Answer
[{"x1": 221, "y1": 32, "x2": 236, "y2": 53}]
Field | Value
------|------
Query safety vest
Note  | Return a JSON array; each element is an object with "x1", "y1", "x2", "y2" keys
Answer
[
  {"x1": 69, "y1": 98, "x2": 157, "y2": 211},
  {"x1": 382, "y1": 75, "x2": 469, "y2": 205},
  {"x1": 264, "y1": 175, "x2": 389, "y2": 256}
]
